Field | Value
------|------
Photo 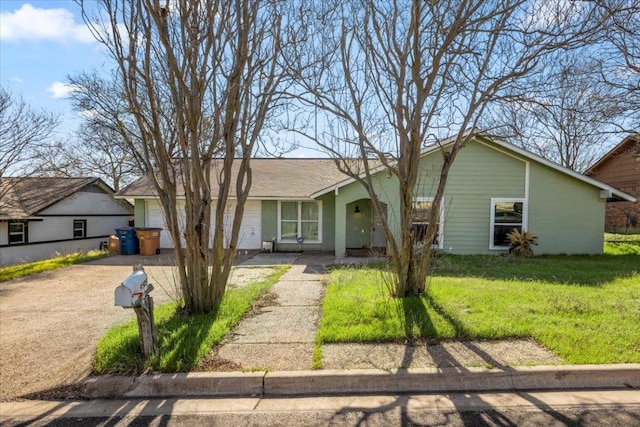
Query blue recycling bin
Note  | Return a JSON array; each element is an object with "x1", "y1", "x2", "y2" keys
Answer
[{"x1": 115, "y1": 227, "x2": 139, "y2": 255}]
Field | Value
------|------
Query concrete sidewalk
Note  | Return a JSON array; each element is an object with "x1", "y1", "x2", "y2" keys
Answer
[
  {"x1": 214, "y1": 252, "x2": 332, "y2": 371},
  {"x1": 216, "y1": 252, "x2": 561, "y2": 372}
]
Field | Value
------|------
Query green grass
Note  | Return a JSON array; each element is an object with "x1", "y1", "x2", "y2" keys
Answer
[
  {"x1": 318, "y1": 252, "x2": 640, "y2": 365},
  {"x1": 94, "y1": 265, "x2": 289, "y2": 374},
  {"x1": 605, "y1": 233, "x2": 640, "y2": 255},
  {"x1": 0, "y1": 250, "x2": 112, "y2": 282},
  {"x1": 605, "y1": 233, "x2": 640, "y2": 242}
]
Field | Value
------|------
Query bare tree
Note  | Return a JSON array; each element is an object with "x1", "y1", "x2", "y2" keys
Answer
[
  {"x1": 33, "y1": 123, "x2": 141, "y2": 191},
  {"x1": 486, "y1": 55, "x2": 627, "y2": 172},
  {"x1": 287, "y1": 0, "x2": 607, "y2": 296},
  {"x1": 591, "y1": 1, "x2": 640, "y2": 130},
  {"x1": 489, "y1": 2, "x2": 639, "y2": 173},
  {"x1": 29, "y1": 71, "x2": 145, "y2": 191},
  {"x1": 78, "y1": 0, "x2": 292, "y2": 313},
  {"x1": 597, "y1": 1, "x2": 640, "y2": 75},
  {"x1": 0, "y1": 87, "x2": 59, "y2": 197}
]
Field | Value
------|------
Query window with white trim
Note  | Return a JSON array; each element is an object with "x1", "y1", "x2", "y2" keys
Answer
[
  {"x1": 9, "y1": 221, "x2": 26, "y2": 245},
  {"x1": 73, "y1": 219, "x2": 86, "y2": 239},
  {"x1": 491, "y1": 199, "x2": 524, "y2": 248},
  {"x1": 278, "y1": 201, "x2": 322, "y2": 242},
  {"x1": 412, "y1": 197, "x2": 443, "y2": 248}
]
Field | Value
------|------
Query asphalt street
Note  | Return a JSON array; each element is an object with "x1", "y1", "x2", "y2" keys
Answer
[{"x1": 2, "y1": 390, "x2": 639, "y2": 426}]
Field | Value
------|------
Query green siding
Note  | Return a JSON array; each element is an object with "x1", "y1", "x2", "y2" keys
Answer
[
  {"x1": 529, "y1": 162, "x2": 605, "y2": 254},
  {"x1": 261, "y1": 200, "x2": 278, "y2": 242},
  {"x1": 266, "y1": 139, "x2": 606, "y2": 256},
  {"x1": 335, "y1": 141, "x2": 528, "y2": 256},
  {"x1": 335, "y1": 172, "x2": 400, "y2": 256},
  {"x1": 438, "y1": 142, "x2": 527, "y2": 254},
  {"x1": 134, "y1": 199, "x2": 146, "y2": 227},
  {"x1": 335, "y1": 139, "x2": 607, "y2": 256},
  {"x1": 345, "y1": 199, "x2": 372, "y2": 248},
  {"x1": 320, "y1": 193, "x2": 336, "y2": 250},
  {"x1": 261, "y1": 193, "x2": 335, "y2": 252}
]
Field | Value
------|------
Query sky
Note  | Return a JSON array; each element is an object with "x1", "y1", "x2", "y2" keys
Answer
[
  {"x1": 0, "y1": 1, "x2": 629, "y2": 162},
  {"x1": 0, "y1": 0, "x2": 316, "y2": 157},
  {"x1": 0, "y1": 1, "x2": 112, "y2": 140}
]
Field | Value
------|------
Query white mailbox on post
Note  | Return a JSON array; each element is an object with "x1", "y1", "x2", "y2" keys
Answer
[{"x1": 115, "y1": 267, "x2": 153, "y2": 308}]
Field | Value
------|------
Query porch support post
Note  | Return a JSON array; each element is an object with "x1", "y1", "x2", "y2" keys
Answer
[{"x1": 335, "y1": 194, "x2": 347, "y2": 257}]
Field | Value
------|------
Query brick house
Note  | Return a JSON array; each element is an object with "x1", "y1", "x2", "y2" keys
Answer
[{"x1": 585, "y1": 135, "x2": 640, "y2": 234}]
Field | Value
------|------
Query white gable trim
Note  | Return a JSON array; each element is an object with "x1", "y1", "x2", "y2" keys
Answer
[
  {"x1": 477, "y1": 135, "x2": 636, "y2": 202},
  {"x1": 312, "y1": 133, "x2": 637, "y2": 203},
  {"x1": 311, "y1": 133, "x2": 470, "y2": 198}
]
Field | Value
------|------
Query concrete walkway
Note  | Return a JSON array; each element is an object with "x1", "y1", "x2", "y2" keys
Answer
[
  {"x1": 216, "y1": 252, "x2": 333, "y2": 371},
  {"x1": 217, "y1": 252, "x2": 561, "y2": 372}
]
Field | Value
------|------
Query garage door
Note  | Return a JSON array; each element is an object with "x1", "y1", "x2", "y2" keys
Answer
[
  {"x1": 146, "y1": 200, "x2": 184, "y2": 248},
  {"x1": 225, "y1": 200, "x2": 262, "y2": 249},
  {"x1": 145, "y1": 199, "x2": 261, "y2": 249}
]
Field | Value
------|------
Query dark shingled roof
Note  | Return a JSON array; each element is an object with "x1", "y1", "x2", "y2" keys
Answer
[
  {"x1": 0, "y1": 177, "x2": 110, "y2": 220},
  {"x1": 117, "y1": 158, "x2": 350, "y2": 199}
]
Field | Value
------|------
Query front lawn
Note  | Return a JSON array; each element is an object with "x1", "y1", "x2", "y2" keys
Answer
[
  {"x1": 94, "y1": 265, "x2": 289, "y2": 374},
  {"x1": 318, "y1": 252, "x2": 640, "y2": 364}
]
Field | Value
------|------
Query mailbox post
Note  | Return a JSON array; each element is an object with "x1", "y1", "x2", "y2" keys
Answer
[{"x1": 114, "y1": 265, "x2": 158, "y2": 357}]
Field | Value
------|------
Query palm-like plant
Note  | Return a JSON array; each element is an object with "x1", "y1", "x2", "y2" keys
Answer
[{"x1": 507, "y1": 229, "x2": 538, "y2": 257}]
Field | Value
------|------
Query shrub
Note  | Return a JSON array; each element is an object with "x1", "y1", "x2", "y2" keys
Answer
[{"x1": 507, "y1": 229, "x2": 538, "y2": 257}]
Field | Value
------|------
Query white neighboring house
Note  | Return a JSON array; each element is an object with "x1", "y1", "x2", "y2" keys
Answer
[{"x1": 0, "y1": 177, "x2": 133, "y2": 266}]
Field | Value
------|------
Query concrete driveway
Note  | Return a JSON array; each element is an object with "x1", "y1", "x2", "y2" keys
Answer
[
  {"x1": 0, "y1": 259, "x2": 181, "y2": 401},
  {"x1": 0, "y1": 249, "x2": 278, "y2": 402}
]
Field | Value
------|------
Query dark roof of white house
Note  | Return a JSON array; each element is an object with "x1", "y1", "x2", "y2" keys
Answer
[{"x1": 0, "y1": 177, "x2": 114, "y2": 220}]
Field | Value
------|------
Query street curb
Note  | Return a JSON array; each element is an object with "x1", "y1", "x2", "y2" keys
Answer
[
  {"x1": 82, "y1": 372, "x2": 264, "y2": 398},
  {"x1": 79, "y1": 364, "x2": 640, "y2": 398}
]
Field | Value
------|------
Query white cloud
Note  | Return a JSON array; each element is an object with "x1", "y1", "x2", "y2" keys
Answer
[
  {"x1": 0, "y1": 3, "x2": 95, "y2": 44},
  {"x1": 10, "y1": 76, "x2": 24, "y2": 83},
  {"x1": 47, "y1": 81, "x2": 79, "y2": 99}
]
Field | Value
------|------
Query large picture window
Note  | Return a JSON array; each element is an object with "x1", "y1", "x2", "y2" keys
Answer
[
  {"x1": 9, "y1": 221, "x2": 26, "y2": 245},
  {"x1": 73, "y1": 219, "x2": 86, "y2": 239},
  {"x1": 278, "y1": 201, "x2": 322, "y2": 242},
  {"x1": 491, "y1": 199, "x2": 525, "y2": 248},
  {"x1": 412, "y1": 197, "x2": 443, "y2": 248}
]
